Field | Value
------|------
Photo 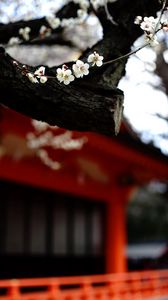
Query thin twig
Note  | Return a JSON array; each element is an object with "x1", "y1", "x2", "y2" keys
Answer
[
  {"x1": 104, "y1": 0, "x2": 118, "y2": 26},
  {"x1": 103, "y1": 42, "x2": 149, "y2": 66},
  {"x1": 155, "y1": 0, "x2": 167, "y2": 31}
]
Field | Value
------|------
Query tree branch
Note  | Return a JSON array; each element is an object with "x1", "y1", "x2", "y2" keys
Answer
[
  {"x1": 0, "y1": 0, "x2": 162, "y2": 136},
  {"x1": 0, "y1": 47, "x2": 124, "y2": 136}
]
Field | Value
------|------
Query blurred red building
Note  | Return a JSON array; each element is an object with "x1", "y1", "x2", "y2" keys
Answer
[{"x1": 0, "y1": 106, "x2": 168, "y2": 279}]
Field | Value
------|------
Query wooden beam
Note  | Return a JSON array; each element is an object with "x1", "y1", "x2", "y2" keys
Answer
[
  {"x1": 0, "y1": 157, "x2": 111, "y2": 201},
  {"x1": 87, "y1": 133, "x2": 168, "y2": 181}
]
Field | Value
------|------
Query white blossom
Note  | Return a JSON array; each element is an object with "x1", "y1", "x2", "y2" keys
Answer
[
  {"x1": 134, "y1": 15, "x2": 162, "y2": 47},
  {"x1": 56, "y1": 66, "x2": 75, "y2": 85},
  {"x1": 72, "y1": 60, "x2": 89, "y2": 78},
  {"x1": 56, "y1": 68, "x2": 65, "y2": 83},
  {"x1": 61, "y1": 69, "x2": 75, "y2": 85},
  {"x1": 87, "y1": 52, "x2": 104, "y2": 66},
  {"x1": 34, "y1": 66, "x2": 48, "y2": 84},
  {"x1": 73, "y1": 0, "x2": 90, "y2": 10},
  {"x1": 38, "y1": 149, "x2": 61, "y2": 170},
  {"x1": 134, "y1": 16, "x2": 142, "y2": 25},
  {"x1": 19, "y1": 27, "x2": 31, "y2": 41},
  {"x1": 50, "y1": 131, "x2": 86, "y2": 150},
  {"x1": 34, "y1": 66, "x2": 45, "y2": 76},
  {"x1": 61, "y1": 17, "x2": 77, "y2": 27},
  {"x1": 27, "y1": 67, "x2": 48, "y2": 84},
  {"x1": 40, "y1": 76, "x2": 48, "y2": 84},
  {"x1": 90, "y1": 0, "x2": 118, "y2": 10},
  {"x1": 27, "y1": 73, "x2": 39, "y2": 83},
  {"x1": 77, "y1": 9, "x2": 88, "y2": 21},
  {"x1": 140, "y1": 16, "x2": 158, "y2": 34},
  {"x1": 46, "y1": 15, "x2": 61, "y2": 29},
  {"x1": 8, "y1": 37, "x2": 21, "y2": 46},
  {"x1": 39, "y1": 25, "x2": 51, "y2": 37},
  {"x1": 31, "y1": 120, "x2": 49, "y2": 133}
]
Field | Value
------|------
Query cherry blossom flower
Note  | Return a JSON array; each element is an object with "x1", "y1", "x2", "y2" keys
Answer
[
  {"x1": 39, "y1": 76, "x2": 48, "y2": 84},
  {"x1": 34, "y1": 66, "x2": 45, "y2": 76},
  {"x1": 8, "y1": 37, "x2": 21, "y2": 46},
  {"x1": 31, "y1": 120, "x2": 50, "y2": 133},
  {"x1": 39, "y1": 25, "x2": 51, "y2": 38},
  {"x1": 61, "y1": 18, "x2": 76, "y2": 27},
  {"x1": 77, "y1": 9, "x2": 88, "y2": 21},
  {"x1": 140, "y1": 17, "x2": 158, "y2": 34},
  {"x1": 46, "y1": 15, "x2": 61, "y2": 29},
  {"x1": 57, "y1": 66, "x2": 75, "y2": 85},
  {"x1": 134, "y1": 15, "x2": 161, "y2": 47},
  {"x1": 34, "y1": 66, "x2": 48, "y2": 84},
  {"x1": 91, "y1": 0, "x2": 118, "y2": 10},
  {"x1": 27, "y1": 73, "x2": 39, "y2": 83},
  {"x1": 134, "y1": 16, "x2": 142, "y2": 25},
  {"x1": 72, "y1": 60, "x2": 89, "y2": 78},
  {"x1": 56, "y1": 68, "x2": 64, "y2": 83},
  {"x1": 38, "y1": 149, "x2": 61, "y2": 170},
  {"x1": 19, "y1": 27, "x2": 31, "y2": 41},
  {"x1": 87, "y1": 52, "x2": 104, "y2": 66},
  {"x1": 73, "y1": 0, "x2": 90, "y2": 10},
  {"x1": 26, "y1": 67, "x2": 47, "y2": 84}
]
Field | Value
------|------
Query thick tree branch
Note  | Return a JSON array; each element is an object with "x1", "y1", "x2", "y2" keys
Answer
[
  {"x1": 0, "y1": 47, "x2": 124, "y2": 136},
  {"x1": 0, "y1": 0, "x2": 162, "y2": 136}
]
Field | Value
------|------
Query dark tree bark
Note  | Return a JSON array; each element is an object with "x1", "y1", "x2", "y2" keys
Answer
[{"x1": 0, "y1": 0, "x2": 161, "y2": 136}]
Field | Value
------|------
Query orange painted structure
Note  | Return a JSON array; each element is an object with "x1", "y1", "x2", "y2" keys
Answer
[
  {"x1": 0, "y1": 106, "x2": 168, "y2": 276},
  {"x1": 0, "y1": 270, "x2": 168, "y2": 300}
]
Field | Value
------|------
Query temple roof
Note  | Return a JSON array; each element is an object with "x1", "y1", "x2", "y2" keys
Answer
[{"x1": 0, "y1": 105, "x2": 168, "y2": 201}]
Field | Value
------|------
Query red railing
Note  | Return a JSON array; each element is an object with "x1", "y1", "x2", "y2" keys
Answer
[{"x1": 0, "y1": 270, "x2": 168, "y2": 300}]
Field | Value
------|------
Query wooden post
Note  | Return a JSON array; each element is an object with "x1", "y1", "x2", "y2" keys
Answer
[
  {"x1": 8, "y1": 280, "x2": 20, "y2": 300},
  {"x1": 106, "y1": 187, "x2": 133, "y2": 273}
]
